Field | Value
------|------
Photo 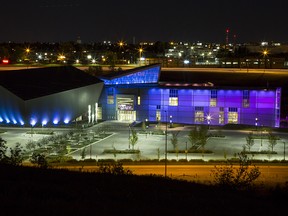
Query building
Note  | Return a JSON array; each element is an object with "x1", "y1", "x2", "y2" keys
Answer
[
  {"x1": 0, "y1": 66, "x2": 103, "y2": 126},
  {"x1": 0, "y1": 64, "x2": 283, "y2": 128},
  {"x1": 98, "y1": 64, "x2": 281, "y2": 127}
]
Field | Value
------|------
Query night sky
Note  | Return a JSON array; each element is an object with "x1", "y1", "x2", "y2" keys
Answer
[{"x1": 1, "y1": 0, "x2": 287, "y2": 44}]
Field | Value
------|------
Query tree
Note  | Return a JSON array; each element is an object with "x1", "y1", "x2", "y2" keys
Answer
[
  {"x1": 8, "y1": 143, "x2": 24, "y2": 166},
  {"x1": 188, "y1": 127, "x2": 199, "y2": 149},
  {"x1": 211, "y1": 152, "x2": 261, "y2": 189},
  {"x1": 188, "y1": 126, "x2": 208, "y2": 151},
  {"x1": 170, "y1": 131, "x2": 180, "y2": 150},
  {"x1": 98, "y1": 162, "x2": 132, "y2": 175},
  {"x1": 268, "y1": 132, "x2": 277, "y2": 152},
  {"x1": 80, "y1": 147, "x2": 86, "y2": 160},
  {"x1": 0, "y1": 137, "x2": 7, "y2": 162},
  {"x1": 245, "y1": 132, "x2": 254, "y2": 152},
  {"x1": 129, "y1": 129, "x2": 138, "y2": 150},
  {"x1": 30, "y1": 153, "x2": 48, "y2": 169},
  {"x1": 198, "y1": 126, "x2": 208, "y2": 151},
  {"x1": 26, "y1": 141, "x2": 36, "y2": 151},
  {"x1": 84, "y1": 66, "x2": 103, "y2": 76}
]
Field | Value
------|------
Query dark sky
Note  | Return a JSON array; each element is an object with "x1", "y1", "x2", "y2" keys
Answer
[{"x1": 1, "y1": 0, "x2": 287, "y2": 44}]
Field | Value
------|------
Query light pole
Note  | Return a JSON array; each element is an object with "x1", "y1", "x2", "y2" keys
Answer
[
  {"x1": 255, "y1": 117, "x2": 258, "y2": 131},
  {"x1": 185, "y1": 141, "x2": 188, "y2": 161},
  {"x1": 206, "y1": 114, "x2": 211, "y2": 130},
  {"x1": 139, "y1": 48, "x2": 143, "y2": 66},
  {"x1": 25, "y1": 48, "x2": 30, "y2": 68},
  {"x1": 165, "y1": 110, "x2": 168, "y2": 177},
  {"x1": 263, "y1": 50, "x2": 268, "y2": 72},
  {"x1": 128, "y1": 124, "x2": 131, "y2": 149},
  {"x1": 283, "y1": 142, "x2": 286, "y2": 161}
]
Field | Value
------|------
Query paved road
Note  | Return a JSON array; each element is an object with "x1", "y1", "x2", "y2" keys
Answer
[
  {"x1": 51, "y1": 164, "x2": 288, "y2": 186},
  {"x1": 125, "y1": 164, "x2": 288, "y2": 185}
]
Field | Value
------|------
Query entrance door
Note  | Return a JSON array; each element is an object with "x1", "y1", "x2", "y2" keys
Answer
[
  {"x1": 116, "y1": 95, "x2": 136, "y2": 122},
  {"x1": 118, "y1": 110, "x2": 136, "y2": 122}
]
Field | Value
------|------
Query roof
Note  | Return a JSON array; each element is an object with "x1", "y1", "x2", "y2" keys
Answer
[
  {"x1": 0, "y1": 66, "x2": 103, "y2": 100},
  {"x1": 98, "y1": 63, "x2": 161, "y2": 80},
  {"x1": 159, "y1": 69, "x2": 288, "y2": 89}
]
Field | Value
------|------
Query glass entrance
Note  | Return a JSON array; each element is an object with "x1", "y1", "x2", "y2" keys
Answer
[
  {"x1": 118, "y1": 110, "x2": 136, "y2": 122},
  {"x1": 116, "y1": 95, "x2": 136, "y2": 122}
]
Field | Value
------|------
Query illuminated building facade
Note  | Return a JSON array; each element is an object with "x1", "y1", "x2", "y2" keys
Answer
[
  {"x1": 0, "y1": 66, "x2": 103, "y2": 126},
  {"x1": 0, "y1": 64, "x2": 282, "y2": 128},
  {"x1": 99, "y1": 64, "x2": 281, "y2": 127}
]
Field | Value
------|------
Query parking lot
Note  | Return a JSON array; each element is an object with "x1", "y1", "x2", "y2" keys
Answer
[{"x1": 1, "y1": 121, "x2": 288, "y2": 162}]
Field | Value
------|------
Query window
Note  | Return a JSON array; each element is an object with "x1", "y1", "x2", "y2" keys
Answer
[
  {"x1": 169, "y1": 89, "x2": 178, "y2": 106},
  {"x1": 137, "y1": 96, "x2": 141, "y2": 105},
  {"x1": 156, "y1": 110, "x2": 161, "y2": 121},
  {"x1": 195, "y1": 107, "x2": 204, "y2": 123},
  {"x1": 107, "y1": 95, "x2": 114, "y2": 104},
  {"x1": 210, "y1": 90, "x2": 217, "y2": 107},
  {"x1": 243, "y1": 90, "x2": 250, "y2": 108},
  {"x1": 228, "y1": 107, "x2": 238, "y2": 124},
  {"x1": 169, "y1": 97, "x2": 178, "y2": 106}
]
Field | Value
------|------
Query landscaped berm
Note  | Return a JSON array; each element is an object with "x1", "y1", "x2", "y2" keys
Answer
[{"x1": 1, "y1": 163, "x2": 288, "y2": 216}]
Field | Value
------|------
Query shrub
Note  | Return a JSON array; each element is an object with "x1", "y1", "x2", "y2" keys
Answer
[
  {"x1": 98, "y1": 162, "x2": 132, "y2": 175},
  {"x1": 211, "y1": 152, "x2": 261, "y2": 189},
  {"x1": 83, "y1": 158, "x2": 96, "y2": 163}
]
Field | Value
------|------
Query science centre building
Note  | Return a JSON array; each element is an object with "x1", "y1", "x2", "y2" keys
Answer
[
  {"x1": 0, "y1": 66, "x2": 103, "y2": 127},
  {"x1": 0, "y1": 64, "x2": 281, "y2": 128}
]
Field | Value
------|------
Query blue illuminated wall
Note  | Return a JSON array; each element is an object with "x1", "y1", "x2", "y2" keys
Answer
[
  {"x1": 100, "y1": 86, "x2": 281, "y2": 127},
  {"x1": 0, "y1": 86, "x2": 25, "y2": 125},
  {"x1": 0, "y1": 83, "x2": 103, "y2": 126},
  {"x1": 102, "y1": 66, "x2": 160, "y2": 85}
]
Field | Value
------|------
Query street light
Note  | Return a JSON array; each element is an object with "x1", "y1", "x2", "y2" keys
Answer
[
  {"x1": 206, "y1": 114, "x2": 212, "y2": 130},
  {"x1": 25, "y1": 48, "x2": 31, "y2": 68},
  {"x1": 263, "y1": 50, "x2": 268, "y2": 71},
  {"x1": 118, "y1": 41, "x2": 124, "y2": 48},
  {"x1": 255, "y1": 117, "x2": 258, "y2": 130},
  {"x1": 139, "y1": 48, "x2": 143, "y2": 66}
]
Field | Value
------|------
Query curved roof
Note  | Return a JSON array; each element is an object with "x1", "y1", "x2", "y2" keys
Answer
[{"x1": 0, "y1": 66, "x2": 103, "y2": 100}]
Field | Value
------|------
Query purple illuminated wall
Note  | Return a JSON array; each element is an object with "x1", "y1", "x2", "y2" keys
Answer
[{"x1": 101, "y1": 86, "x2": 280, "y2": 127}]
